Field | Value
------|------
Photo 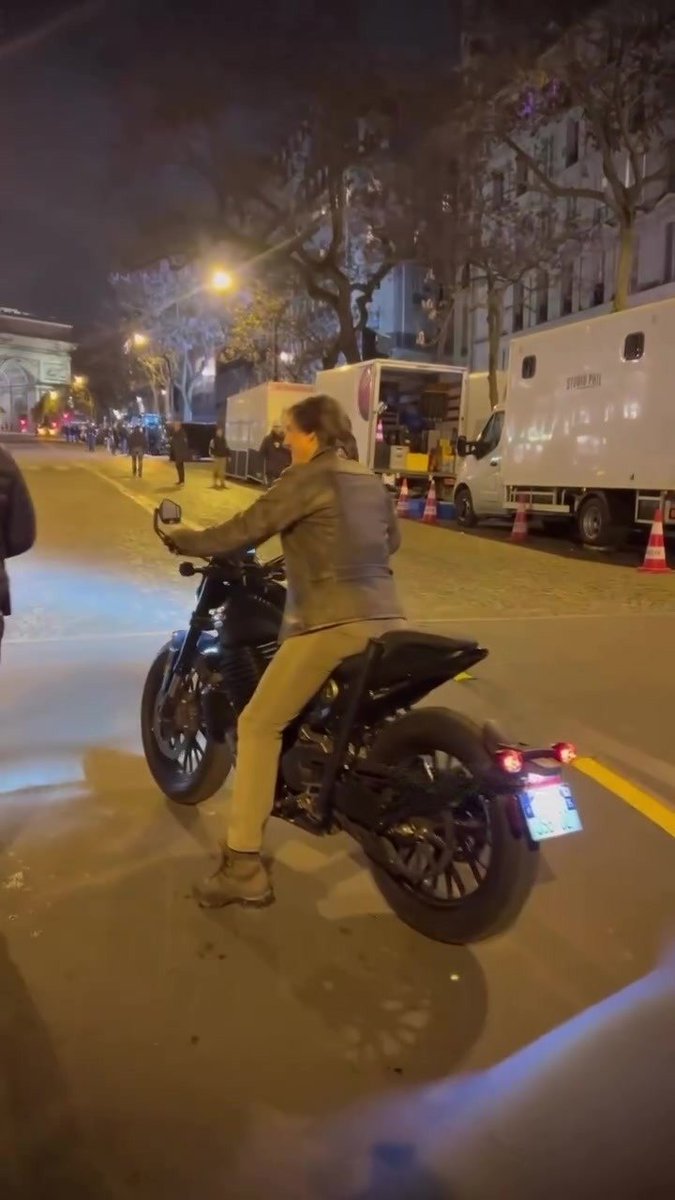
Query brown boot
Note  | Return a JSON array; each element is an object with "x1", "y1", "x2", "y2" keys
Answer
[{"x1": 193, "y1": 849, "x2": 274, "y2": 909}]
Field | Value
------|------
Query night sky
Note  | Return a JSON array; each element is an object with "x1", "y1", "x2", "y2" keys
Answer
[{"x1": 0, "y1": 0, "x2": 460, "y2": 328}]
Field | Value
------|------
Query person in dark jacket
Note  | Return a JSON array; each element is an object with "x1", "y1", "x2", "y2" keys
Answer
[
  {"x1": 127, "y1": 424, "x2": 147, "y2": 478},
  {"x1": 0, "y1": 447, "x2": 36, "y2": 660},
  {"x1": 170, "y1": 421, "x2": 189, "y2": 486},
  {"x1": 167, "y1": 393, "x2": 404, "y2": 909},
  {"x1": 259, "y1": 422, "x2": 291, "y2": 485},
  {"x1": 209, "y1": 424, "x2": 230, "y2": 489}
]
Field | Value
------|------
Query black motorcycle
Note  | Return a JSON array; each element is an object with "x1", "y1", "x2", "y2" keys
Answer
[{"x1": 141, "y1": 499, "x2": 582, "y2": 944}]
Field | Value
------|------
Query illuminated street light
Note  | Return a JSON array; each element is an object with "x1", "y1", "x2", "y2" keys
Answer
[
  {"x1": 132, "y1": 332, "x2": 149, "y2": 348},
  {"x1": 73, "y1": 375, "x2": 86, "y2": 388},
  {"x1": 210, "y1": 268, "x2": 234, "y2": 292},
  {"x1": 279, "y1": 350, "x2": 294, "y2": 365}
]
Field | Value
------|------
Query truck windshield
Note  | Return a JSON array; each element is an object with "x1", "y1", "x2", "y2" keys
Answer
[{"x1": 475, "y1": 411, "x2": 504, "y2": 456}]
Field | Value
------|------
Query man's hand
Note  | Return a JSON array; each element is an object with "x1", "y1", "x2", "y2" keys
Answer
[{"x1": 166, "y1": 525, "x2": 203, "y2": 555}]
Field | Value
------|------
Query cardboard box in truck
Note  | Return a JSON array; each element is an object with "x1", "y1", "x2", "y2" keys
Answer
[{"x1": 454, "y1": 298, "x2": 675, "y2": 546}]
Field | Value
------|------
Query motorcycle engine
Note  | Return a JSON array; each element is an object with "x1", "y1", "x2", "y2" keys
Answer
[{"x1": 281, "y1": 725, "x2": 333, "y2": 794}]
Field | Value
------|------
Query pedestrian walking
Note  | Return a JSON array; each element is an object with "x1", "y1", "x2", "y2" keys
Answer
[
  {"x1": 0, "y1": 446, "x2": 36, "y2": 663},
  {"x1": 170, "y1": 421, "x2": 189, "y2": 487},
  {"x1": 128, "y1": 423, "x2": 147, "y2": 478},
  {"x1": 209, "y1": 424, "x2": 230, "y2": 489},
  {"x1": 259, "y1": 421, "x2": 290, "y2": 486}
]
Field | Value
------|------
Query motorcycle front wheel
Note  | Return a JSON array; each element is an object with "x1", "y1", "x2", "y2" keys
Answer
[
  {"x1": 141, "y1": 644, "x2": 233, "y2": 805},
  {"x1": 366, "y1": 708, "x2": 538, "y2": 944}
]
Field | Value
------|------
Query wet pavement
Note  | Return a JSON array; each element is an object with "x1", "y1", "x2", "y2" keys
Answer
[{"x1": 1, "y1": 445, "x2": 674, "y2": 1197}]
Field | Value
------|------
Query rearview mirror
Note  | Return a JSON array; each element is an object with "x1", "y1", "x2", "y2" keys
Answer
[
  {"x1": 159, "y1": 499, "x2": 182, "y2": 524},
  {"x1": 456, "y1": 435, "x2": 467, "y2": 458}
]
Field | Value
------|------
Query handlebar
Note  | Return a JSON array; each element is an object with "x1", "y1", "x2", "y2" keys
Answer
[{"x1": 154, "y1": 503, "x2": 286, "y2": 582}]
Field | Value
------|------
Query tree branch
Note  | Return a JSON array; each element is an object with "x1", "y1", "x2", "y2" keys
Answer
[{"x1": 504, "y1": 136, "x2": 604, "y2": 203}]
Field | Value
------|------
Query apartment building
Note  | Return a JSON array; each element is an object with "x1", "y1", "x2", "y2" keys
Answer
[{"x1": 376, "y1": 4, "x2": 675, "y2": 369}]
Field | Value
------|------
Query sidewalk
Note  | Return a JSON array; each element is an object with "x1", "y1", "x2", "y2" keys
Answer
[{"x1": 86, "y1": 447, "x2": 675, "y2": 621}]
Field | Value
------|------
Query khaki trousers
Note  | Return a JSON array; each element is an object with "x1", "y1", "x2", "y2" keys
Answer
[
  {"x1": 226, "y1": 618, "x2": 405, "y2": 852},
  {"x1": 212, "y1": 457, "x2": 227, "y2": 484}
]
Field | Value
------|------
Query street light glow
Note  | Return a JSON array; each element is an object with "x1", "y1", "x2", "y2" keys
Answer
[
  {"x1": 210, "y1": 268, "x2": 234, "y2": 292},
  {"x1": 132, "y1": 332, "x2": 149, "y2": 348}
]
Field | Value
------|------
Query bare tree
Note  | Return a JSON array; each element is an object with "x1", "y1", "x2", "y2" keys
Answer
[
  {"x1": 462, "y1": 1, "x2": 675, "y2": 311},
  {"x1": 113, "y1": 61, "x2": 419, "y2": 367},
  {"x1": 415, "y1": 125, "x2": 586, "y2": 405},
  {"x1": 111, "y1": 261, "x2": 228, "y2": 421}
]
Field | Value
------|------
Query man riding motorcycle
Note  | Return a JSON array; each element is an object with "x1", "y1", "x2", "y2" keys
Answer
[{"x1": 167, "y1": 393, "x2": 405, "y2": 908}]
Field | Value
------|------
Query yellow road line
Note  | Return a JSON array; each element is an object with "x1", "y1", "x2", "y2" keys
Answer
[
  {"x1": 574, "y1": 756, "x2": 675, "y2": 838},
  {"x1": 455, "y1": 672, "x2": 473, "y2": 682}
]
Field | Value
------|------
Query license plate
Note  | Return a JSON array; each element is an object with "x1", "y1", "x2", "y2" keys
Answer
[{"x1": 519, "y1": 780, "x2": 582, "y2": 842}]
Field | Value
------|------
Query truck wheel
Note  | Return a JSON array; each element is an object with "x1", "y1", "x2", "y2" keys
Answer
[
  {"x1": 455, "y1": 486, "x2": 478, "y2": 529},
  {"x1": 576, "y1": 493, "x2": 624, "y2": 549}
]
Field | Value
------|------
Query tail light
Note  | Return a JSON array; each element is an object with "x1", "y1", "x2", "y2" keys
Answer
[
  {"x1": 494, "y1": 748, "x2": 524, "y2": 775},
  {"x1": 552, "y1": 742, "x2": 577, "y2": 765}
]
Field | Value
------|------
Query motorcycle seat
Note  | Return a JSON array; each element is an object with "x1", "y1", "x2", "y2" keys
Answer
[{"x1": 332, "y1": 630, "x2": 481, "y2": 683}]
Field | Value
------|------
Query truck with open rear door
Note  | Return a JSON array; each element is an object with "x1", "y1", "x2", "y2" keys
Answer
[{"x1": 315, "y1": 359, "x2": 485, "y2": 501}]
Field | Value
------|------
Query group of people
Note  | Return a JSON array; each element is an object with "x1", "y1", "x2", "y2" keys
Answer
[
  {"x1": 165, "y1": 421, "x2": 229, "y2": 489},
  {"x1": 165, "y1": 415, "x2": 359, "y2": 493}
]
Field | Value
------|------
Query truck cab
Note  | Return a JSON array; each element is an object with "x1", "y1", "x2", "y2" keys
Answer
[{"x1": 454, "y1": 408, "x2": 506, "y2": 525}]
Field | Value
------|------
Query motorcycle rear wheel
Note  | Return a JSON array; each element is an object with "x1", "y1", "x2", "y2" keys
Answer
[
  {"x1": 366, "y1": 708, "x2": 538, "y2": 944},
  {"x1": 141, "y1": 644, "x2": 233, "y2": 806}
]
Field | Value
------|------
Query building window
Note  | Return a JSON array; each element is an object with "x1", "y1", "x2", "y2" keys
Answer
[
  {"x1": 665, "y1": 222, "x2": 675, "y2": 283},
  {"x1": 539, "y1": 135, "x2": 554, "y2": 176},
  {"x1": 565, "y1": 118, "x2": 579, "y2": 167},
  {"x1": 623, "y1": 332, "x2": 644, "y2": 362},
  {"x1": 592, "y1": 278, "x2": 605, "y2": 306},
  {"x1": 512, "y1": 281, "x2": 524, "y2": 332},
  {"x1": 492, "y1": 171, "x2": 504, "y2": 208},
  {"x1": 522, "y1": 355, "x2": 537, "y2": 379},
  {"x1": 515, "y1": 156, "x2": 528, "y2": 196},
  {"x1": 667, "y1": 145, "x2": 675, "y2": 194},
  {"x1": 536, "y1": 269, "x2": 549, "y2": 324},
  {"x1": 560, "y1": 260, "x2": 574, "y2": 315},
  {"x1": 566, "y1": 194, "x2": 578, "y2": 223}
]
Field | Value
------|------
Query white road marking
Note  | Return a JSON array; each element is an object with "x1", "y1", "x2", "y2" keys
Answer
[
  {"x1": 21, "y1": 462, "x2": 78, "y2": 472},
  {"x1": 82, "y1": 465, "x2": 202, "y2": 529}
]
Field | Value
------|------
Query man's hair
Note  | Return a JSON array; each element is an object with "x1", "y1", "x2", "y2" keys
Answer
[{"x1": 288, "y1": 393, "x2": 350, "y2": 448}]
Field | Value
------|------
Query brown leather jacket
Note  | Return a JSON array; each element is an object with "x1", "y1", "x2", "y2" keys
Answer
[{"x1": 172, "y1": 449, "x2": 404, "y2": 636}]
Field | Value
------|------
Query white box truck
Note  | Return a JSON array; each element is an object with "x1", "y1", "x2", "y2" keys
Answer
[
  {"x1": 454, "y1": 299, "x2": 675, "y2": 546},
  {"x1": 225, "y1": 380, "x2": 314, "y2": 481},
  {"x1": 316, "y1": 359, "x2": 476, "y2": 487}
]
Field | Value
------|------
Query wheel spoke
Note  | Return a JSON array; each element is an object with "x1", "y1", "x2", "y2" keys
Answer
[
  {"x1": 384, "y1": 745, "x2": 494, "y2": 909},
  {"x1": 448, "y1": 866, "x2": 467, "y2": 897}
]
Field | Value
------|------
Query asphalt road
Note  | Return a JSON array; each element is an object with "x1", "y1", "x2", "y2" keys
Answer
[{"x1": 1, "y1": 444, "x2": 674, "y2": 1198}]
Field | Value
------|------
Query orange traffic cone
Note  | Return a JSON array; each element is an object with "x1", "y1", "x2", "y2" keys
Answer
[
  {"x1": 422, "y1": 479, "x2": 438, "y2": 524},
  {"x1": 396, "y1": 478, "x2": 410, "y2": 518},
  {"x1": 510, "y1": 494, "x2": 529, "y2": 543},
  {"x1": 639, "y1": 509, "x2": 671, "y2": 573}
]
